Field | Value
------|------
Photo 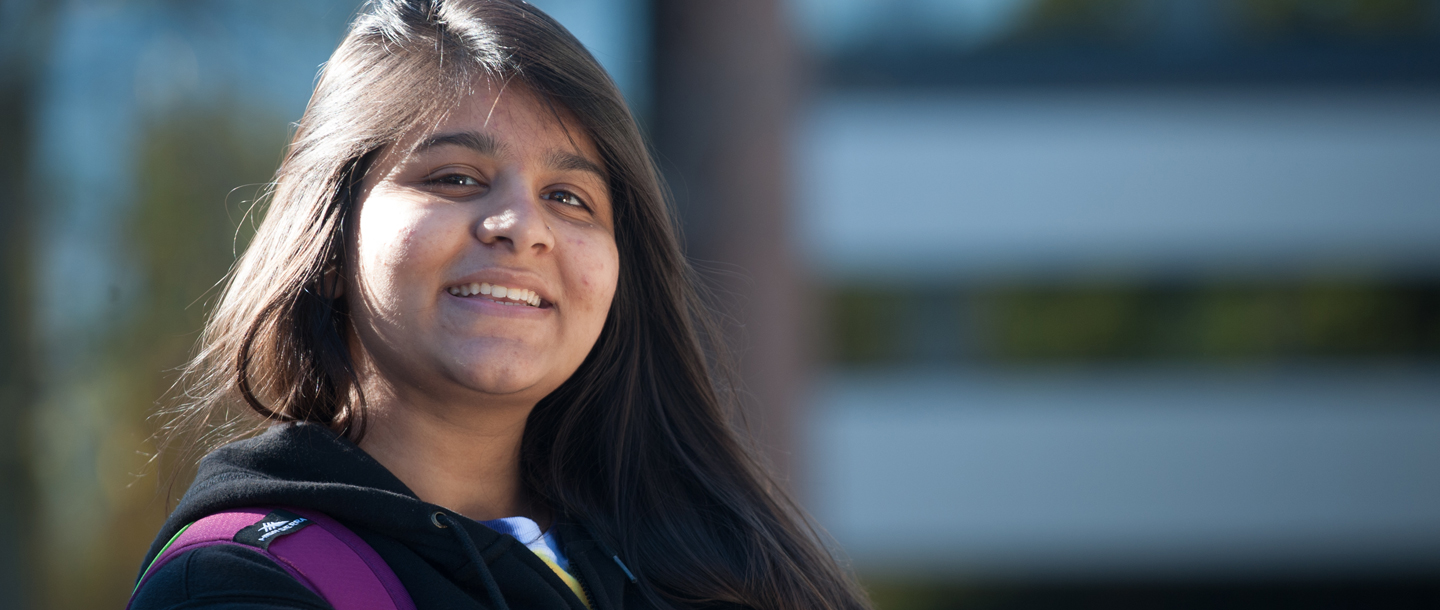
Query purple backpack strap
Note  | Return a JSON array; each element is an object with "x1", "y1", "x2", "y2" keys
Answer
[{"x1": 128, "y1": 506, "x2": 415, "y2": 610}]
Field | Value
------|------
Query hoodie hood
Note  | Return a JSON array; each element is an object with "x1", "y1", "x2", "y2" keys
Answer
[
  {"x1": 139, "y1": 422, "x2": 633, "y2": 610},
  {"x1": 145, "y1": 421, "x2": 461, "y2": 561}
]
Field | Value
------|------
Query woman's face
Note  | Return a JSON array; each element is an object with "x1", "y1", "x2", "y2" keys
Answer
[{"x1": 345, "y1": 83, "x2": 618, "y2": 412}]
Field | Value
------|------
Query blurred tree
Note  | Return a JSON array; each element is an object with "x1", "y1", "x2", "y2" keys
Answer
[
  {"x1": 0, "y1": 0, "x2": 56, "y2": 607},
  {"x1": 41, "y1": 106, "x2": 283, "y2": 610}
]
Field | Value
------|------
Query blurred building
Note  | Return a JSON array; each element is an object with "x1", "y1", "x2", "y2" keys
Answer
[{"x1": 790, "y1": 0, "x2": 1440, "y2": 605}]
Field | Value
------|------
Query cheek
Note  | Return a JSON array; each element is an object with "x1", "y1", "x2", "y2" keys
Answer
[
  {"x1": 354, "y1": 195, "x2": 446, "y2": 301},
  {"x1": 362, "y1": 226, "x2": 414, "y2": 270},
  {"x1": 568, "y1": 236, "x2": 619, "y2": 311},
  {"x1": 357, "y1": 225, "x2": 416, "y2": 298}
]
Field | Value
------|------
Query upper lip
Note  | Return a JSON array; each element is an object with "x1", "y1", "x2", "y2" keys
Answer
[{"x1": 445, "y1": 268, "x2": 552, "y2": 306}]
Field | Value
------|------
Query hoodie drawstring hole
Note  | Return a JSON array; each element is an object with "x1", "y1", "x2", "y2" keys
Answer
[{"x1": 435, "y1": 510, "x2": 511, "y2": 610}]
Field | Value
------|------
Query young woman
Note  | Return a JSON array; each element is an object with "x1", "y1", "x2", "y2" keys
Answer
[{"x1": 130, "y1": 1, "x2": 872, "y2": 609}]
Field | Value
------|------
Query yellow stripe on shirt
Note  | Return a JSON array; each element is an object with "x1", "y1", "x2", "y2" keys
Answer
[{"x1": 536, "y1": 553, "x2": 591, "y2": 608}]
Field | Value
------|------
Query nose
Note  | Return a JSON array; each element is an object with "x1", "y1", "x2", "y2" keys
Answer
[{"x1": 475, "y1": 182, "x2": 555, "y2": 255}]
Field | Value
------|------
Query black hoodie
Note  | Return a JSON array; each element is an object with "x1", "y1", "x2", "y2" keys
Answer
[{"x1": 131, "y1": 422, "x2": 654, "y2": 610}]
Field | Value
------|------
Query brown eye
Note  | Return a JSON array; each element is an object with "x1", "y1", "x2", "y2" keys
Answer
[
  {"x1": 542, "y1": 189, "x2": 587, "y2": 210},
  {"x1": 428, "y1": 174, "x2": 481, "y2": 187}
]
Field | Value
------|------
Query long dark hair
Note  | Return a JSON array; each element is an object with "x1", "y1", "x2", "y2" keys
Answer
[{"x1": 164, "y1": 1, "x2": 871, "y2": 609}]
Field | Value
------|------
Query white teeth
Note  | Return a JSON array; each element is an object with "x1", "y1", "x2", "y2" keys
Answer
[{"x1": 448, "y1": 282, "x2": 543, "y2": 307}]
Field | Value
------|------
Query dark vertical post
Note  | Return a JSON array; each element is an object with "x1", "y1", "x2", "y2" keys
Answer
[
  {"x1": 0, "y1": 1, "x2": 54, "y2": 608},
  {"x1": 650, "y1": 0, "x2": 806, "y2": 484}
]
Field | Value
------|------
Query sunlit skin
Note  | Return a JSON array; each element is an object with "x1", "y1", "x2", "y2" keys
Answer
[{"x1": 337, "y1": 81, "x2": 618, "y2": 525}]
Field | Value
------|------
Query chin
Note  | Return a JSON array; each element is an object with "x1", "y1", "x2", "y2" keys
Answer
[{"x1": 454, "y1": 361, "x2": 557, "y2": 401}]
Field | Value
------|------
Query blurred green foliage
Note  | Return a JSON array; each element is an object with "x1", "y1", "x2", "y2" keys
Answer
[
  {"x1": 1014, "y1": 0, "x2": 1147, "y2": 43},
  {"x1": 41, "y1": 106, "x2": 284, "y2": 610},
  {"x1": 1, "y1": 2, "x2": 53, "y2": 606},
  {"x1": 825, "y1": 280, "x2": 1440, "y2": 366},
  {"x1": 1238, "y1": 0, "x2": 1433, "y2": 36},
  {"x1": 862, "y1": 579, "x2": 978, "y2": 610},
  {"x1": 860, "y1": 577, "x2": 1440, "y2": 610}
]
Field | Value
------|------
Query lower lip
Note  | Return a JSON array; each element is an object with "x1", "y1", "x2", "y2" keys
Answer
[{"x1": 444, "y1": 292, "x2": 551, "y2": 317}]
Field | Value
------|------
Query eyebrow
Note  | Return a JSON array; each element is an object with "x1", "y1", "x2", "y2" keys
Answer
[
  {"x1": 415, "y1": 131, "x2": 504, "y2": 156},
  {"x1": 546, "y1": 150, "x2": 607, "y2": 182},
  {"x1": 414, "y1": 130, "x2": 606, "y2": 182}
]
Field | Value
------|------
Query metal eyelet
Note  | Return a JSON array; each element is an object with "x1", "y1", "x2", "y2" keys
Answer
[{"x1": 431, "y1": 511, "x2": 448, "y2": 528}]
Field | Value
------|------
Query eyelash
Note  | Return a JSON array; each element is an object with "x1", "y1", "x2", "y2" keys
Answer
[
  {"x1": 542, "y1": 189, "x2": 589, "y2": 211},
  {"x1": 425, "y1": 173, "x2": 482, "y2": 188}
]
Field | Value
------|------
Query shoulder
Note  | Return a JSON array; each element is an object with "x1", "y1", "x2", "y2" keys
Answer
[{"x1": 130, "y1": 544, "x2": 333, "y2": 610}]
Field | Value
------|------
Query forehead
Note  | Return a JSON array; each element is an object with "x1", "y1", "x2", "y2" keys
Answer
[{"x1": 405, "y1": 81, "x2": 601, "y2": 165}]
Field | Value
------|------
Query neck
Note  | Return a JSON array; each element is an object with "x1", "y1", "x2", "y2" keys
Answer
[{"x1": 357, "y1": 379, "x2": 542, "y2": 526}]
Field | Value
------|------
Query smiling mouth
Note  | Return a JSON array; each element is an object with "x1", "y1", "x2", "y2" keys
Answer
[{"x1": 447, "y1": 282, "x2": 543, "y2": 308}]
